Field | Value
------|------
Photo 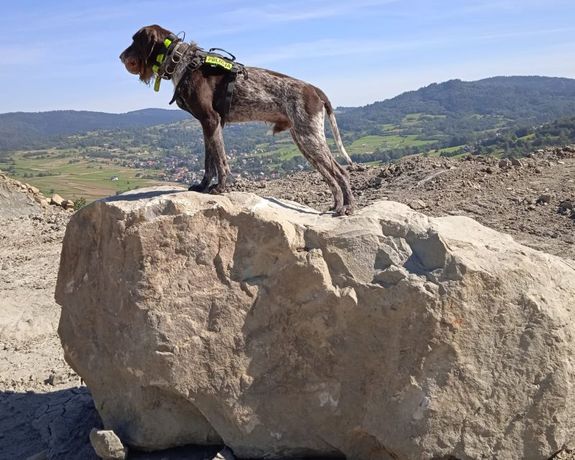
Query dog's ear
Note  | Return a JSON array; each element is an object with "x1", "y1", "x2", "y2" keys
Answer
[
  {"x1": 130, "y1": 25, "x2": 162, "y2": 62},
  {"x1": 141, "y1": 25, "x2": 162, "y2": 61}
]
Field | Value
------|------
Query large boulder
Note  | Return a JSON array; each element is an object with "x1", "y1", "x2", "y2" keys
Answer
[{"x1": 56, "y1": 187, "x2": 575, "y2": 460}]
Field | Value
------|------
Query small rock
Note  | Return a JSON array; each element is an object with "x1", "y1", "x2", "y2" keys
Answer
[
  {"x1": 498, "y1": 159, "x2": 511, "y2": 168},
  {"x1": 50, "y1": 194, "x2": 64, "y2": 207},
  {"x1": 408, "y1": 199, "x2": 428, "y2": 210},
  {"x1": 45, "y1": 370, "x2": 67, "y2": 386},
  {"x1": 213, "y1": 446, "x2": 236, "y2": 460},
  {"x1": 62, "y1": 199, "x2": 75, "y2": 210},
  {"x1": 89, "y1": 429, "x2": 127, "y2": 460},
  {"x1": 349, "y1": 163, "x2": 366, "y2": 172},
  {"x1": 536, "y1": 194, "x2": 552, "y2": 205},
  {"x1": 373, "y1": 267, "x2": 407, "y2": 287},
  {"x1": 26, "y1": 184, "x2": 40, "y2": 195},
  {"x1": 558, "y1": 200, "x2": 574, "y2": 215}
]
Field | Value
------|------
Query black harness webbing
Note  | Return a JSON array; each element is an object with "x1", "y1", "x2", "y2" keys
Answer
[{"x1": 168, "y1": 48, "x2": 246, "y2": 125}]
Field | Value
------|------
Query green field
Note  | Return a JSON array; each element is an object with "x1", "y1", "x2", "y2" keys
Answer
[
  {"x1": 244, "y1": 131, "x2": 438, "y2": 164},
  {"x1": 347, "y1": 135, "x2": 436, "y2": 154},
  {"x1": 0, "y1": 149, "x2": 168, "y2": 202}
]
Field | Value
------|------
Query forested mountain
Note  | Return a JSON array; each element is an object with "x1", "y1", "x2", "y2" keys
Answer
[
  {"x1": 0, "y1": 109, "x2": 188, "y2": 150},
  {"x1": 337, "y1": 76, "x2": 575, "y2": 130},
  {"x1": 3, "y1": 76, "x2": 575, "y2": 160}
]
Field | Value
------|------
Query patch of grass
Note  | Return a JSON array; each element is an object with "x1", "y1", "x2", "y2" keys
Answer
[
  {"x1": 0, "y1": 150, "x2": 168, "y2": 202},
  {"x1": 426, "y1": 145, "x2": 466, "y2": 157},
  {"x1": 347, "y1": 135, "x2": 436, "y2": 155}
]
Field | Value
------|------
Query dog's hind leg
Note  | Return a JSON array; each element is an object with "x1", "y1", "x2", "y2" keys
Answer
[
  {"x1": 313, "y1": 85, "x2": 353, "y2": 165},
  {"x1": 290, "y1": 116, "x2": 354, "y2": 216}
]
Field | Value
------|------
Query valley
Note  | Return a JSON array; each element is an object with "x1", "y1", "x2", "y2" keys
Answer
[{"x1": 3, "y1": 76, "x2": 575, "y2": 203}]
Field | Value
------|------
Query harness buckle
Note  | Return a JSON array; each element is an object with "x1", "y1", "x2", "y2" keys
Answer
[{"x1": 161, "y1": 43, "x2": 185, "y2": 79}]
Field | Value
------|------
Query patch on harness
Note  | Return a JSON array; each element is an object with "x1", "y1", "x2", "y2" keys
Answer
[{"x1": 205, "y1": 55, "x2": 234, "y2": 71}]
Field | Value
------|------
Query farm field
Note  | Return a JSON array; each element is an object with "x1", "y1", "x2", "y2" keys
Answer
[
  {"x1": 347, "y1": 134, "x2": 436, "y2": 154},
  {"x1": 0, "y1": 149, "x2": 169, "y2": 202}
]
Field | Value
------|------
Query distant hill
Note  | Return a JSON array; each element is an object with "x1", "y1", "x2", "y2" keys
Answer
[
  {"x1": 467, "y1": 116, "x2": 575, "y2": 157},
  {"x1": 4, "y1": 76, "x2": 575, "y2": 164},
  {"x1": 0, "y1": 109, "x2": 188, "y2": 150},
  {"x1": 338, "y1": 76, "x2": 575, "y2": 127}
]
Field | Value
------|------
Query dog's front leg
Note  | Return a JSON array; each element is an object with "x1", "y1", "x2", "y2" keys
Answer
[
  {"x1": 201, "y1": 114, "x2": 230, "y2": 194},
  {"x1": 189, "y1": 153, "x2": 216, "y2": 192}
]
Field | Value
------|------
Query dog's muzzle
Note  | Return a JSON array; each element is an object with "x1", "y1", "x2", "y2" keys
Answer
[{"x1": 120, "y1": 50, "x2": 140, "y2": 75}]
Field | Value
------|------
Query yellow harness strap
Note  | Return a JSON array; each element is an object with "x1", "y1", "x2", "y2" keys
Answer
[{"x1": 153, "y1": 38, "x2": 173, "y2": 92}]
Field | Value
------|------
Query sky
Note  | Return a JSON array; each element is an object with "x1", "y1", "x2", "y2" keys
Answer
[{"x1": 1, "y1": 0, "x2": 575, "y2": 113}]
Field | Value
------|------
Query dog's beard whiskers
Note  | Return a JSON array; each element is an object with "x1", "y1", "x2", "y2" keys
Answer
[{"x1": 138, "y1": 66, "x2": 154, "y2": 85}]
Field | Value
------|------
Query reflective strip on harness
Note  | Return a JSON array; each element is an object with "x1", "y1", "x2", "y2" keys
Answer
[{"x1": 205, "y1": 55, "x2": 234, "y2": 70}]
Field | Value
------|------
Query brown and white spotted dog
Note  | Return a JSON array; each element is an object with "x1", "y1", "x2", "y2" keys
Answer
[{"x1": 120, "y1": 25, "x2": 355, "y2": 215}]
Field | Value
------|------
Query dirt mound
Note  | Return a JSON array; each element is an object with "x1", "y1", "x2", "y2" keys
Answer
[
  {"x1": 0, "y1": 171, "x2": 45, "y2": 218},
  {"x1": 0, "y1": 170, "x2": 77, "y2": 217}
]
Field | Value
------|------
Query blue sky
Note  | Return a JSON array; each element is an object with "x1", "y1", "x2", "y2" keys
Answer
[{"x1": 1, "y1": 0, "x2": 574, "y2": 113}]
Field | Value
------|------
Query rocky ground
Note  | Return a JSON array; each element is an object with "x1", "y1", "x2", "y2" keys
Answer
[
  {"x1": 231, "y1": 145, "x2": 575, "y2": 261},
  {"x1": 1, "y1": 146, "x2": 575, "y2": 459}
]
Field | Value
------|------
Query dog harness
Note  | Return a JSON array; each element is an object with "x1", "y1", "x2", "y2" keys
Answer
[
  {"x1": 170, "y1": 48, "x2": 247, "y2": 125},
  {"x1": 151, "y1": 37, "x2": 247, "y2": 125},
  {"x1": 150, "y1": 34, "x2": 181, "y2": 92}
]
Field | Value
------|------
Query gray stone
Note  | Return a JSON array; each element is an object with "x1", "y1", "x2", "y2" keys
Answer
[
  {"x1": 408, "y1": 199, "x2": 427, "y2": 210},
  {"x1": 57, "y1": 188, "x2": 575, "y2": 460},
  {"x1": 89, "y1": 429, "x2": 127, "y2": 460}
]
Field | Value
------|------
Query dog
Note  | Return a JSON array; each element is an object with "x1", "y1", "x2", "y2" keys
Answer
[{"x1": 120, "y1": 25, "x2": 355, "y2": 215}]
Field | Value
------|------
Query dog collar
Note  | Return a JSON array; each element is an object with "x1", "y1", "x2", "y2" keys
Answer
[{"x1": 151, "y1": 34, "x2": 180, "y2": 92}]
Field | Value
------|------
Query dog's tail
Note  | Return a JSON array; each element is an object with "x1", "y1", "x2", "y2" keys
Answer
[{"x1": 314, "y1": 86, "x2": 353, "y2": 165}]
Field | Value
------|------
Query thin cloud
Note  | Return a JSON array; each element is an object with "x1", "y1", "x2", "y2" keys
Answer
[
  {"x1": 244, "y1": 37, "x2": 445, "y2": 65},
  {"x1": 196, "y1": 0, "x2": 398, "y2": 36},
  {"x1": 244, "y1": 26, "x2": 575, "y2": 66}
]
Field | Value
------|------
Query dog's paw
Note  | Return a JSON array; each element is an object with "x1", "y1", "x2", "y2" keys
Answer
[
  {"x1": 188, "y1": 183, "x2": 209, "y2": 193},
  {"x1": 333, "y1": 205, "x2": 354, "y2": 217},
  {"x1": 208, "y1": 184, "x2": 226, "y2": 195}
]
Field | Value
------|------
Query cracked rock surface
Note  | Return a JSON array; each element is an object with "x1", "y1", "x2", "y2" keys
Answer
[{"x1": 56, "y1": 188, "x2": 575, "y2": 459}]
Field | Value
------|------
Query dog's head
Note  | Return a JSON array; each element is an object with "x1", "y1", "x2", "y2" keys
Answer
[{"x1": 119, "y1": 24, "x2": 173, "y2": 84}]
